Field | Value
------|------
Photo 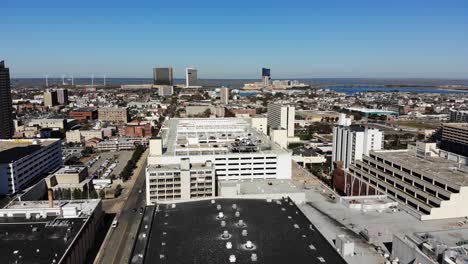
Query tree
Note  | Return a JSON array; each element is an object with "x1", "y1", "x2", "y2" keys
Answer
[
  {"x1": 99, "y1": 189, "x2": 105, "y2": 199},
  {"x1": 72, "y1": 189, "x2": 82, "y2": 199},
  {"x1": 115, "y1": 184, "x2": 123, "y2": 197},
  {"x1": 62, "y1": 189, "x2": 71, "y2": 200},
  {"x1": 54, "y1": 188, "x2": 63, "y2": 200},
  {"x1": 90, "y1": 189, "x2": 99, "y2": 199}
]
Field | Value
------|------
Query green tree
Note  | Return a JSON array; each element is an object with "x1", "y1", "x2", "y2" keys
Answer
[
  {"x1": 90, "y1": 189, "x2": 99, "y2": 199},
  {"x1": 99, "y1": 189, "x2": 106, "y2": 199},
  {"x1": 72, "y1": 189, "x2": 82, "y2": 199}
]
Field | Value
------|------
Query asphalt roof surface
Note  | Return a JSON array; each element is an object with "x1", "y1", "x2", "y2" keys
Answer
[
  {"x1": 138, "y1": 198, "x2": 346, "y2": 264},
  {"x1": 0, "y1": 218, "x2": 85, "y2": 264}
]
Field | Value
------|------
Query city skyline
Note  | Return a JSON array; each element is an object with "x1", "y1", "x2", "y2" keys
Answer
[{"x1": 2, "y1": 0, "x2": 468, "y2": 79}]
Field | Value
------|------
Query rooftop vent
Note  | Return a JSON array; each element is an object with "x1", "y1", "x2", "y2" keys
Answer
[{"x1": 221, "y1": 230, "x2": 232, "y2": 240}]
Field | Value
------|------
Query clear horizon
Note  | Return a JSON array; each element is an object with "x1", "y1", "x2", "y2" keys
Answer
[{"x1": 2, "y1": 0, "x2": 468, "y2": 79}]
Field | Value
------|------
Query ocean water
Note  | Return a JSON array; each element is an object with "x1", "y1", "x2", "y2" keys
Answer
[{"x1": 324, "y1": 85, "x2": 468, "y2": 95}]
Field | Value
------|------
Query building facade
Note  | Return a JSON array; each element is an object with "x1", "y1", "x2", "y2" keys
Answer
[
  {"x1": 449, "y1": 110, "x2": 468, "y2": 123},
  {"x1": 220, "y1": 87, "x2": 229, "y2": 104},
  {"x1": 56, "y1": 88, "x2": 69, "y2": 105},
  {"x1": 146, "y1": 158, "x2": 215, "y2": 204},
  {"x1": 0, "y1": 139, "x2": 63, "y2": 195},
  {"x1": 332, "y1": 115, "x2": 383, "y2": 169},
  {"x1": 437, "y1": 123, "x2": 468, "y2": 157},
  {"x1": 0, "y1": 61, "x2": 14, "y2": 139},
  {"x1": 43, "y1": 90, "x2": 58, "y2": 107},
  {"x1": 98, "y1": 107, "x2": 130, "y2": 123},
  {"x1": 69, "y1": 107, "x2": 98, "y2": 121},
  {"x1": 267, "y1": 103, "x2": 295, "y2": 138},
  {"x1": 153, "y1": 67, "x2": 173, "y2": 85},
  {"x1": 185, "y1": 68, "x2": 198, "y2": 87},
  {"x1": 346, "y1": 144, "x2": 468, "y2": 220}
]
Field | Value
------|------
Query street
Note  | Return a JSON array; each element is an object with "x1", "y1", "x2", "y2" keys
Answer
[{"x1": 95, "y1": 152, "x2": 148, "y2": 264}]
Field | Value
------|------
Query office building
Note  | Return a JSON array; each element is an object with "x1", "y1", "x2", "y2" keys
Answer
[
  {"x1": 146, "y1": 118, "x2": 292, "y2": 204},
  {"x1": 0, "y1": 198, "x2": 102, "y2": 264},
  {"x1": 220, "y1": 87, "x2": 229, "y2": 104},
  {"x1": 449, "y1": 109, "x2": 468, "y2": 122},
  {"x1": 153, "y1": 67, "x2": 173, "y2": 85},
  {"x1": 262, "y1": 67, "x2": 271, "y2": 86},
  {"x1": 267, "y1": 103, "x2": 295, "y2": 138},
  {"x1": 346, "y1": 142, "x2": 468, "y2": 220},
  {"x1": 45, "y1": 166, "x2": 93, "y2": 193},
  {"x1": 56, "y1": 88, "x2": 69, "y2": 105},
  {"x1": 43, "y1": 90, "x2": 58, "y2": 107},
  {"x1": 185, "y1": 68, "x2": 198, "y2": 87},
  {"x1": 0, "y1": 61, "x2": 14, "y2": 139},
  {"x1": 332, "y1": 114, "x2": 383, "y2": 169},
  {"x1": 437, "y1": 123, "x2": 468, "y2": 157},
  {"x1": 0, "y1": 139, "x2": 63, "y2": 195},
  {"x1": 69, "y1": 107, "x2": 98, "y2": 121},
  {"x1": 146, "y1": 158, "x2": 215, "y2": 202},
  {"x1": 130, "y1": 198, "x2": 346, "y2": 264},
  {"x1": 98, "y1": 107, "x2": 130, "y2": 123}
]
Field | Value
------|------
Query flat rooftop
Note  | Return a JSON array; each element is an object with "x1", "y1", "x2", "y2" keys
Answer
[
  {"x1": 219, "y1": 179, "x2": 304, "y2": 195},
  {"x1": 0, "y1": 139, "x2": 59, "y2": 163},
  {"x1": 133, "y1": 198, "x2": 346, "y2": 264},
  {"x1": 0, "y1": 199, "x2": 100, "y2": 264},
  {"x1": 159, "y1": 118, "x2": 286, "y2": 156},
  {"x1": 373, "y1": 150, "x2": 468, "y2": 186},
  {"x1": 0, "y1": 218, "x2": 84, "y2": 264}
]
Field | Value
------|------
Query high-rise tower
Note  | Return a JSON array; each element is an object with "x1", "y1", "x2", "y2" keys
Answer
[
  {"x1": 153, "y1": 67, "x2": 173, "y2": 85},
  {"x1": 0, "y1": 61, "x2": 14, "y2": 139},
  {"x1": 186, "y1": 68, "x2": 198, "y2": 87}
]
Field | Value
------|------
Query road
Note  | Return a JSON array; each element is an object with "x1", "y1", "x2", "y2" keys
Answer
[{"x1": 95, "y1": 154, "x2": 148, "y2": 264}]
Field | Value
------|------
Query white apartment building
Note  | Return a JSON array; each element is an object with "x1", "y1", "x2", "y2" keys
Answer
[
  {"x1": 0, "y1": 139, "x2": 63, "y2": 195},
  {"x1": 146, "y1": 118, "x2": 292, "y2": 204},
  {"x1": 332, "y1": 114, "x2": 383, "y2": 169},
  {"x1": 267, "y1": 103, "x2": 295, "y2": 138},
  {"x1": 146, "y1": 158, "x2": 215, "y2": 204},
  {"x1": 347, "y1": 142, "x2": 468, "y2": 220}
]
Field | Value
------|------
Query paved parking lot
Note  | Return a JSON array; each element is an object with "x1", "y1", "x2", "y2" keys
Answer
[{"x1": 87, "y1": 151, "x2": 133, "y2": 179}]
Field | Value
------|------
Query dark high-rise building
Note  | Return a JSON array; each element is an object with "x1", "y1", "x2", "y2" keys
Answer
[
  {"x1": 153, "y1": 67, "x2": 173, "y2": 85},
  {"x1": 262, "y1": 67, "x2": 271, "y2": 86},
  {"x1": 57, "y1": 88, "x2": 69, "y2": 105},
  {"x1": 0, "y1": 61, "x2": 14, "y2": 139}
]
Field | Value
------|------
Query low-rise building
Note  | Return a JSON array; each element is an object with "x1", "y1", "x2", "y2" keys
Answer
[
  {"x1": 66, "y1": 129, "x2": 104, "y2": 143},
  {"x1": 98, "y1": 107, "x2": 130, "y2": 123},
  {"x1": 0, "y1": 198, "x2": 103, "y2": 264},
  {"x1": 45, "y1": 166, "x2": 93, "y2": 193},
  {"x1": 69, "y1": 107, "x2": 98, "y2": 121},
  {"x1": 119, "y1": 121, "x2": 152, "y2": 138}
]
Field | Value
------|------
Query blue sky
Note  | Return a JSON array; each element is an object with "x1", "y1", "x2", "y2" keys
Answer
[{"x1": 2, "y1": 0, "x2": 468, "y2": 78}]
